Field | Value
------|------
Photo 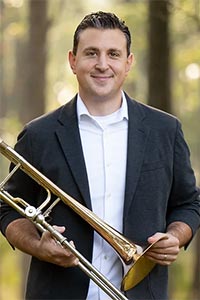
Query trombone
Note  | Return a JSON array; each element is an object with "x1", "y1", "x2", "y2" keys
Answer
[{"x1": 0, "y1": 139, "x2": 160, "y2": 299}]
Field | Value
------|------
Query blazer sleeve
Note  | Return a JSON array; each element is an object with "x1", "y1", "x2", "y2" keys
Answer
[
  {"x1": 0, "y1": 126, "x2": 41, "y2": 236},
  {"x1": 166, "y1": 120, "x2": 200, "y2": 237}
]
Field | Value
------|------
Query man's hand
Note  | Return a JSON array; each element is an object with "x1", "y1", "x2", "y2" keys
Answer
[
  {"x1": 5, "y1": 219, "x2": 79, "y2": 268},
  {"x1": 145, "y1": 222, "x2": 193, "y2": 265},
  {"x1": 145, "y1": 232, "x2": 180, "y2": 266},
  {"x1": 36, "y1": 225, "x2": 79, "y2": 268}
]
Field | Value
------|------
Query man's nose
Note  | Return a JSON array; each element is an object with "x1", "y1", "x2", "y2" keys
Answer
[{"x1": 95, "y1": 54, "x2": 109, "y2": 71}]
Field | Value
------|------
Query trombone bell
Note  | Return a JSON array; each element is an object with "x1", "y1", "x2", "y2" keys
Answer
[
  {"x1": 122, "y1": 257, "x2": 155, "y2": 291},
  {"x1": 121, "y1": 239, "x2": 161, "y2": 291}
]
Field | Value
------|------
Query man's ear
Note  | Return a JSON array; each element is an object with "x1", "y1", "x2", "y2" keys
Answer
[
  {"x1": 125, "y1": 52, "x2": 134, "y2": 75},
  {"x1": 68, "y1": 50, "x2": 76, "y2": 74}
]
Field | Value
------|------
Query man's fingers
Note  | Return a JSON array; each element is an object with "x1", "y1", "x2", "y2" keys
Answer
[
  {"x1": 148, "y1": 232, "x2": 168, "y2": 245},
  {"x1": 52, "y1": 225, "x2": 66, "y2": 233}
]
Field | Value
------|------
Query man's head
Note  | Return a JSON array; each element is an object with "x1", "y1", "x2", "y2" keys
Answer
[
  {"x1": 69, "y1": 12, "x2": 133, "y2": 113},
  {"x1": 72, "y1": 11, "x2": 131, "y2": 57}
]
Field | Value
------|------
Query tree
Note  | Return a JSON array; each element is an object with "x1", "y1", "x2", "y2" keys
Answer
[
  {"x1": 18, "y1": 0, "x2": 50, "y2": 296},
  {"x1": 147, "y1": 0, "x2": 171, "y2": 113},
  {"x1": 20, "y1": 0, "x2": 50, "y2": 124},
  {"x1": 0, "y1": 0, "x2": 6, "y2": 120}
]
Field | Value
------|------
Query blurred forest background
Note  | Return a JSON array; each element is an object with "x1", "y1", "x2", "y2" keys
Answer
[{"x1": 0, "y1": 0, "x2": 200, "y2": 299}]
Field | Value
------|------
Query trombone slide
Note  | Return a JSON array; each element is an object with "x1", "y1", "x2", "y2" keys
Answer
[{"x1": 0, "y1": 138, "x2": 161, "y2": 293}]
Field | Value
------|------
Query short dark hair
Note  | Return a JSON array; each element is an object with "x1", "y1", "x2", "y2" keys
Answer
[{"x1": 72, "y1": 11, "x2": 131, "y2": 56}]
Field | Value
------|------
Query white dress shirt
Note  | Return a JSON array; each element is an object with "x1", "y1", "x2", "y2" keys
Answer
[{"x1": 77, "y1": 92, "x2": 128, "y2": 300}]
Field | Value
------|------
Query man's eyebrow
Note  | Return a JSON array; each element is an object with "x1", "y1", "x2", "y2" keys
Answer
[
  {"x1": 109, "y1": 48, "x2": 122, "y2": 53},
  {"x1": 83, "y1": 47, "x2": 122, "y2": 53},
  {"x1": 83, "y1": 47, "x2": 99, "y2": 52}
]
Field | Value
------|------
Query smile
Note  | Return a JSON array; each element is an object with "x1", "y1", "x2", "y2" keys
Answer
[{"x1": 91, "y1": 75, "x2": 113, "y2": 81}]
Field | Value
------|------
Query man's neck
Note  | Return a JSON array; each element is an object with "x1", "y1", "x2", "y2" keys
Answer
[{"x1": 78, "y1": 92, "x2": 123, "y2": 116}]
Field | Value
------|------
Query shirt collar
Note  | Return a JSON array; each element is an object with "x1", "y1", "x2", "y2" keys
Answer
[{"x1": 77, "y1": 91, "x2": 129, "y2": 124}]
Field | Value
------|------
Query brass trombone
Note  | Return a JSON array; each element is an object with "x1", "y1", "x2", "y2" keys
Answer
[{"x1": 0, "y1": 139, "x2": 161, "y2": 299}]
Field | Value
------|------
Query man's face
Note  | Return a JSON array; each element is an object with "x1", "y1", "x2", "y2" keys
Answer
[{"x1": 69, "y1": 28, "x2": 133, "y2": 105}]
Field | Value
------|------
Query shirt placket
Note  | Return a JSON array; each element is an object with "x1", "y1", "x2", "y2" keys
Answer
[{"x1": 99, "y1": 127, "x2": 113, "y2": 300}]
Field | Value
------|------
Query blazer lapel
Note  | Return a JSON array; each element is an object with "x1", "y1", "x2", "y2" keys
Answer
[
  {"x1": 55, "y1": 96, "x2": 92, "y2": 210},
  {"x1": 123, "y1": 97, "x2": 150, "y2": 218}
]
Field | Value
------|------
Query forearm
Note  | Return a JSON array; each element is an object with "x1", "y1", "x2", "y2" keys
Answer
[
  {"x1": 5, "y1": 218, "x2": 41, "y2": 256},
  {"x1": 166, "y1": 221, "x2": 193, "y2": 248},
  {"x1": 5, "y1": 218, "x2": 79, "y2": 267}
]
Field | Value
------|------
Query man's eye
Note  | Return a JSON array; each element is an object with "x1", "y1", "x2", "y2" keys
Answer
[
  {"x1": 86, "y1": 51, "x2": 97, "y2": 56},
  {"x1": 109, "y1": 52, "x2": 120, "y2": 58}
]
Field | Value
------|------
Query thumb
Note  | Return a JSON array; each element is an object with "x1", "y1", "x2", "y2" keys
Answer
[
  {"x1": 148, "y1": 232, "x2": 167, "y2": 244},
  {"x1": 52, "y1": 225, "x2": 66, "y2": 234}
]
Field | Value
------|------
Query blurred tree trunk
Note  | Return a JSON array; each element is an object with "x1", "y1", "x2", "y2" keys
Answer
[
  {"x1": 20, "y1": 0, "x2": 49, "y2": 124},
  {"x1": 13, "y1": 38, "x2": 28, "y2": 118},
  {"x1": 0, "y1": 0, "x2": 6, "y2": 121},
  {"x1": 147, "y1": 0, "x2": 171, "y2": 113},
  {"x1": 19, "y1": 0, "x2": 50, "y2": 297},
  {"x1": 20, "y1": 253, "x2": 31, "y2": 299},
  {"x1": 190, "y1": 231, "x2": 200, "y2": 299}
]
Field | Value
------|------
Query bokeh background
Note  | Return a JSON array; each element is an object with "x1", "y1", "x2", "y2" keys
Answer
[{"x1": 0, "y1": 0, "x2": 200, "y2": 299}]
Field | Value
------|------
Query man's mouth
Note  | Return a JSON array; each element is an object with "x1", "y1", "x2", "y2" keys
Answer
[{"x1": 91, "y1": 74, "x2": 113, "y2": 81}]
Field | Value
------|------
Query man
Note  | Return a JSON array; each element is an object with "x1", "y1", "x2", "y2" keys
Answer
[{"x1": 0, "y1": 11, "x2": 200, "y2": 300}]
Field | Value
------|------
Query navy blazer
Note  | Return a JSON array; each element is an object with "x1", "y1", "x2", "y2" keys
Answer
[{"x1": 1, "y1": 94, "x2": 200, "y2": 300}]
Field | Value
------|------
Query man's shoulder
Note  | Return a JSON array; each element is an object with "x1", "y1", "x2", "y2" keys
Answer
[
  {"x1": 26, "y1": 96, "x2": 77, "y2": 130},
  {"x1": 126, "y1": 94, "x2": 179, "y2": 129}
]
